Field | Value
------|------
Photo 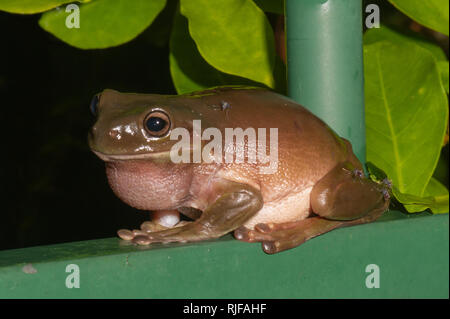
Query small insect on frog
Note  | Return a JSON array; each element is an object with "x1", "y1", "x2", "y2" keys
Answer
[{"x1": 88, "y1": 86, "x2": 389, "y2": 254}]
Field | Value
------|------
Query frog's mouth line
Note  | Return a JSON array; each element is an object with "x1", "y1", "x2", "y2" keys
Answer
[{"x1": 92, "y1": 150, "x2": 173, "y2": 162}]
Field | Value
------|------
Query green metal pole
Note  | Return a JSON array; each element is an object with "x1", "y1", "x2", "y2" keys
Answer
[{"x1": 285, "y1": 0, "x2": 366, "y2": 163}]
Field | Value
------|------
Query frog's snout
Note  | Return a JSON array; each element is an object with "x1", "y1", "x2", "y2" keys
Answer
[{"x1": 87, "y1": 123, "x2": 102, "y2": 153}]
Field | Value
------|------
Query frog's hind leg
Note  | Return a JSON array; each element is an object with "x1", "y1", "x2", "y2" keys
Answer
[
  {"x1": 235, "y1": 162, "x2": 390, "y2": 254},
  {"x1": 234, "y1": 217, "x2": 343, "y2": 251},
  {"x1": 255, "y1": 200, "x2": 387, "y2": 254}
]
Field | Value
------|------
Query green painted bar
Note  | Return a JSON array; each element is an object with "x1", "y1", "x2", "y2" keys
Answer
[
  {"x1": 0, "y1": 211, "x2": 448, "y2": 298},
  {"x1": 286, "y1": 0, "x2": 366, "y2": 162},
  {"x1": 0, "y1": 0, "x2": 447, "y2": 300}
]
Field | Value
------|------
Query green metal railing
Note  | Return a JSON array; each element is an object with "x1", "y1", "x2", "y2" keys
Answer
[
  {"x1": 286, "y1": 0, "x2": 365, "y2": 161},
  {"x1": 0, "y1": 211, "x2": 447, "y2": 298},
  {"x1": 0, "y1": 0, "x2": 448, "y2": 298}
]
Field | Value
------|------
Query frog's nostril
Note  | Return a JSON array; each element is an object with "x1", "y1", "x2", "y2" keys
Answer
[
  {"x1": 109, "y1": 130, "x2": 121, "y2": 140},
  {"x1": 88, "y1": 126, "x2": 99, "y2": 143}
]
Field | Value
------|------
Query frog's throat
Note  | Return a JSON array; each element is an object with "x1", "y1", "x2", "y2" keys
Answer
[{"x1": 92, "y1": 150, "x2": 173, "y2": 162}]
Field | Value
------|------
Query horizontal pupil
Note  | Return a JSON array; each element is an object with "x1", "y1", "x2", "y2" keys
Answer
[{"x1": 147, "y1": 117, "x2": 166, "y2": 132}]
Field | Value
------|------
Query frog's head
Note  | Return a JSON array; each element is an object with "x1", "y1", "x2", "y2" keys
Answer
[
  {"x1": 88, "y1": 89, "x2": 211, "y2": 210},
  {"x1": 88, "y1": 89, "x2": 202, "y2": 163}
]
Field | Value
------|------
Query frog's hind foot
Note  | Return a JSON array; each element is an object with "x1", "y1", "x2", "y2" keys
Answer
[
  {"x1": 259, "y1": 218, "x2": 343, "y2": 254},
  {"x1": 233, "y1": 221, "x2": 309, "y2": 243},
  {"x1": 234, "y1": 226, "x2": 274, "y2": 242},
  {"x1": 234, "y1": 196, "x2": 389, "y2": 254},
  {"x1": 234, "y1": 219, "x2": 340, "y2": 254}
]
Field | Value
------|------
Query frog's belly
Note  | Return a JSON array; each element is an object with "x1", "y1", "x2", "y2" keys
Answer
[{"x1": 243, "y1": 187, "x2": 312, "y2": 229}]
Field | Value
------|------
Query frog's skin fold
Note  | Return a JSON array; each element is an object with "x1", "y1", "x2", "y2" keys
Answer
[{"x1": 88, "y1": 86, "x2": 390, "y2": 254}]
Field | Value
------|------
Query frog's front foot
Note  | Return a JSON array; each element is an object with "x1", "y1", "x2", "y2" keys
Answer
[
  {"x1": 117, "y1": 210, "x2": 191, "y2": 244},
  {"x1": 118, "y1": 221, "x2": 192, "y2": 245}
]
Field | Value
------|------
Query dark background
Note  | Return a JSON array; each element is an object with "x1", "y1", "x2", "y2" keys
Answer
[
  {"x1": 1, "y1": 4, "x2": 178, "y2": 251},
  {"x1": 1, "y1": 1, "x2": 448, "y2": 251}
]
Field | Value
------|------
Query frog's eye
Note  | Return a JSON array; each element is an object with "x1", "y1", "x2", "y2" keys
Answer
[
  {"x1": 144, "y1": 111, "x2": 171, "y2": 137},
  {"x1": 90, "y1": 95, "x2": 99, "y2": 116}
]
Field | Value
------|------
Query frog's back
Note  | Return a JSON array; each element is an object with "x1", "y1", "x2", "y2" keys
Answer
[
  {"x1": 186, "y1": 86, "x2": 352, "y2": 181},
  {"x1": 184, "y1": 87, "x2": 359, "y2": 227}
]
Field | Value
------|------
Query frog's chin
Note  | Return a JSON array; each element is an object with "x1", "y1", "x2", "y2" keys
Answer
[{"x1": 91, "y1": 150, "x2": 172, "y2": 162}]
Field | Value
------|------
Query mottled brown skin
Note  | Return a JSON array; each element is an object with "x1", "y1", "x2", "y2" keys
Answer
[{"x1": 88, "y1": 86, "x2": 390, "y2": 254}]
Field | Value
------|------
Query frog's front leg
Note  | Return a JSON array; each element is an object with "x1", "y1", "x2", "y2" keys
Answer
[
  {"x1": 124, "y1": 180, "x2": 263, "y2": 245},
  {"x1": 236, "y1": 162, "x2": 390, "y2": 254}
]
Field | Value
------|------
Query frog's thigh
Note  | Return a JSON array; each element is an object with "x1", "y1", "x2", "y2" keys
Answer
[
  {"x1": 310, "y1": 162, "x2": 384, "y2": 221},
  {"x1": 132, "y1": 180, "x2": 263, "y2": 245}
]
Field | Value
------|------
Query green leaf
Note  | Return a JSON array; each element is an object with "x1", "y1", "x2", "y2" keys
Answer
[
  {"x1": 365, "y1": 41, "x2": 448, "y2": 198},
  {"x1": 395, "y1": 178, "x2": 449, "y2": 214},
  {"x1": 0, "y1": 0, "x2": 90, "y2": 14},
  {"x1": 366, "y1": 161, "x2": 388, "y2": 182},
  {"x1": 364, "y1": 25, "x2": 447, "y2": 62},
  {"x1": 364, "y1": 25, "x2": 449, "y2": 94},
  {"x1": 39, "y1": 0, "x2": 166, "y2": 49},
  {"x1": 437, "y1": 60, "x2": 449, "y2": 93},
  {"x1": 169, "y1": 9, "x2": 261, "y2": 94},
  {"x1": 425, "y1": 177, "x2": 449, "y2": 197},
  {"x1": 180, "y1": 0, "x2": 276, "y2": 88},
  {"x1": 367, "y1": 162, "x2": 448, "y2": 214},
  {"x1": 389, "y1": 0, "x2": 449, "y2": 36},
  {"x1": 253, "y1": 0, "x2": 284, "y2": 15}
]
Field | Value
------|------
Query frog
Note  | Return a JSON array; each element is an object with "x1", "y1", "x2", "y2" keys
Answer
[{"x1": 88, "y1": 86, "x2": 390, "y2": 254}]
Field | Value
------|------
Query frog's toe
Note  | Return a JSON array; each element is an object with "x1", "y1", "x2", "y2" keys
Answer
[
  {"x1": 254, "y1": 223, "x2": 275, "y2": 233},
  {"x1": 234, "y1": 226, "x2": 273, "y2": 242},
  {"x1": 132, "y1": 235, "x2": 152, "y2": 245},
  {"x1": 233, "y1": 226, "x2": 252, "y2": 241},
  {"x1": 262, "y1": 234, "x2": 307, "y2": 254},
  {"x1": 118, "y1": 228, "x2": 150, "y2": 242},
  {"x1": 140, "y1": 221, "x2": 168, "y2": 233},
  {"x1": 262, "y1": 241, "x2": 279, "y2": 254},
  {"x1": 133, "y1": 229, "x2": 149, "y2": 237},
  {"x1": 117, "y1": 229, "x2": 134, "y2": 241},
  {"x1": 234, "y1": 226, "x2": 265, "y2": 242},
  {"x1": 254, "y1": 221, "x2": 301, "y2": 233}
]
